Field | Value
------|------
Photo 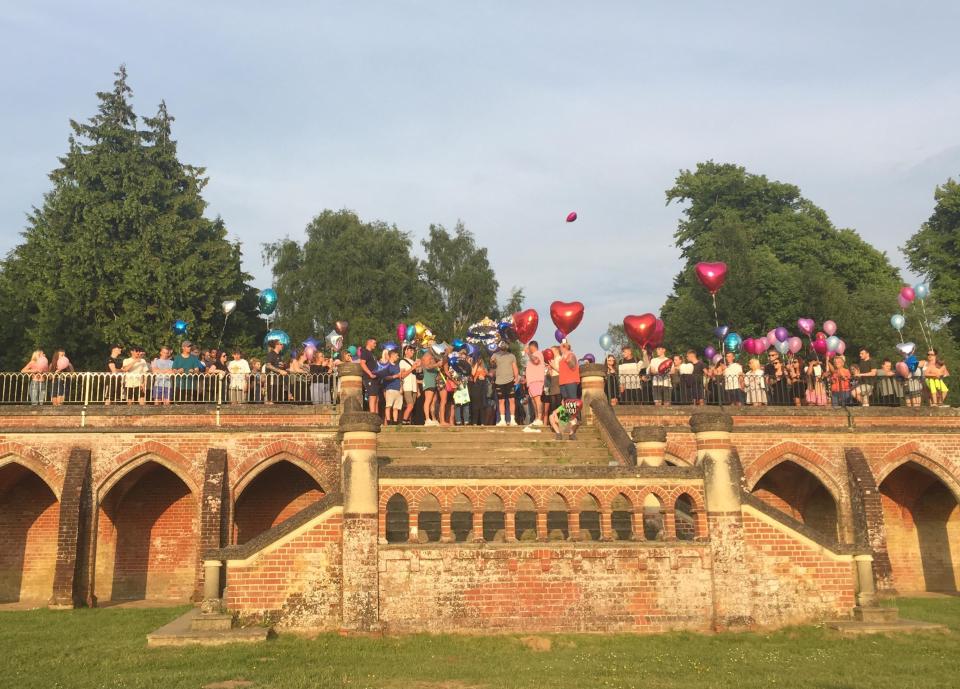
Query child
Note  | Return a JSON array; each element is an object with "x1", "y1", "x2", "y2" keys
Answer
[
  {"x1": 248, "y1": 358, "x2": 264, "y2": 403},
  {"x1": 549, "y1": 398, "x2": 583, "y2": 441},
  {"x1": 227, "y1": 349, "x2": 251, "y2": 404}
]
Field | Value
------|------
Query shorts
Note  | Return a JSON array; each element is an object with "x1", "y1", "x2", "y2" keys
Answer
[
  {"x1": 403, "y1": 390, "x2": 418, "y2": 405},
  {"x1": 364, "y1": 377, "x2": 381, "y2": 396},
  {"x1": 724, "y1": 388, "x2": 744, "y2": 405},
  {"x1": 527, "y1": 381, "x2": 544, "y2": 397},
  {"x1": 384, "y1": 389, "x2": 403, "y2": 410},
  {"x1": 495, "y1": 382, "x2": 514, "y2": 399},
  {"x1": 153, "y1": 385, "x2": 171, "y2": 401},
  {"x1": 653, "y1": 385, "x2": 672, "y2": 403},
  {"x1": 559, "y1": 383, "x2": 579, "y2": 400},
  {"x1": 927, "y1": 378, "x2": 949, "y2": 395},
  {"x1": 855, "y1": 383, "x2": 874, "y2": 398},
  {"x1": 125, "y1": 386, "x2": 141, "y2": 402},
  {"x1": 906, "y1": 378, "x2": 923, "y2": 399}
]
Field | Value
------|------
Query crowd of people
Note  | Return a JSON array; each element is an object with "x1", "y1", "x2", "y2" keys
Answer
[
  {"x1": 14, "y1": 338, "x2": 951, "y2": 414},
  {"x1": 602, "y1": 345, "x2": 950, "y2": 408}
]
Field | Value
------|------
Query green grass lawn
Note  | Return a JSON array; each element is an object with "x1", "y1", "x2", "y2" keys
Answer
[{"x1": 2, "y1": 598, "x2": 959, "y2": 689}]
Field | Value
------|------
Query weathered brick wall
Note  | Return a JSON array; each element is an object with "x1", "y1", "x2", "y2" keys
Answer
[
  {"x1": 0, "y1": 466, "x2": 60, "y2": 603},
  {"x1": 233, "y1": 462, "x2": 325, "y2": 544},
  {"x1": 224, "y1": 511, "x2": 343, "y2": 629},
  {"x1": 741, "y1": 507, "x2": 856, "y2": 624},
  {"x1": 378, "y1": 543, "x2": 714, "y2": 633}
]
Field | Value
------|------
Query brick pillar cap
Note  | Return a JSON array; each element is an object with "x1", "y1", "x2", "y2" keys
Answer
[
  {"x1": 631, "y1": 426, "x2": 667, "y2": 443},
  {"x1": 689, "y1": 411, "x2": 733, "y2": 434},
  {"x1": 579, "y1": 363, "x2": 607, "y2": 378},
  {"x1": 339, "y1": 411, "x2": 382, "y2": 434},
  {"x1": 338, "y1": 362, "x2": 364, "y2": 378}
]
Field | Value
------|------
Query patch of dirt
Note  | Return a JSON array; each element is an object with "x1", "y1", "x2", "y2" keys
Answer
[
  {"x1": 202, "y1": 681, "x2": 254, "y2": 689},
  {"x1": 519, "y1": 635, "x2": 552, "y2": 652}
]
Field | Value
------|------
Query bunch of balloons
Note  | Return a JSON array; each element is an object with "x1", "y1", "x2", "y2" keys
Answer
[{"x1": 892, "y1": 282, "x2": 934, "y2": 350}]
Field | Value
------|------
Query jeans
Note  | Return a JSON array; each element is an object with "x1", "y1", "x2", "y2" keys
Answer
[
  {"x1": 311, "y1": 382, "x2": 331, "y2": 405},
  {"x1": 831, "y1": 391, "x2": 850, "y2": 407},
  {"x1": 559, "y1": 383, "x2": 579, "y2": 400},
  {"x1": 455, "y1": 404, "x2": 470, "y2": 424},
  {"x1": 28, "y1": 380, "x2": 45, "y2": 405}
]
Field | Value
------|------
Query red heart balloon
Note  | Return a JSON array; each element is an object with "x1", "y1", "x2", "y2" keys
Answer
[
  {"x1": 650, "y1": 319, "x2": 665, "y2": 347},
  {"x1": 512, "y1": 309, "x2": 539, "y2": 344},
  {"x1": 694, "y1": 262, "x2": 727, "y2": 295},
  {"x1": 623, "y1": 314, "x2": 657, "y2": 347},
  {"x1": 550, "y1": 301, "x2": 584, "y2": 336}
]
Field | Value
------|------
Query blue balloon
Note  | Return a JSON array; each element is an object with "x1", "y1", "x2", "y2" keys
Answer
[
  {"x1": 302, "y1": 337, "x2": 320, "y2": 350},
  {"x1": 406, "y1": 324, "x2": 417, "y2": 341},
  {"x1": 890, "y1": 314, "x2": 905, "y2": 331},
  {"x1": 486, "y1": 342, "x2": 499, "y2": 353},
  {"x1": 466, "y1": 343, "x2": 479, "y2": 359},
  {"x1": 452, "y1": 338, "x2": 465, "y2": 349},
  {"x1": 599, "y1": 333, "x2": 613, "y2": 351},
  {"x1": 383, "y1": 341, "x2": 398, "y2": 351},
  {"x1": 724, "y1": 332, "x2": 742, "y2": 353},
  {"x1": 172, "y1": 319, "x2": 188, "y2": 336},
  {"x1": 914, "y1": 283, "x2": 930, "y2": 300},
  {"x1": 258, "y1": 288, "x2": 278, "y2": 315},
  {"x1": 263, "y1": 328, "x2": 291, "y2": 350},
  {"x1": 906, "y1": 355, "x2": 919, "y2": 373},
  {"x1": 714, "y1": 325, "x2": 730, "y2": 339}
]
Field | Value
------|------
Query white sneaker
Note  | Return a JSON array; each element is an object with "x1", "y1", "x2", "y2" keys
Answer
[
  {"x1": 532, "y1": 419, "x2": 544, "y2": 427},
  {"x1": 496, "y1": 419, "x2": 506, "y2": 427},
  {"x1": 523, "y1": 425, "x2": 541, "y2": 433},
  {"x1": 508, "y1": 420, "x2": 518, "y2": 427}
]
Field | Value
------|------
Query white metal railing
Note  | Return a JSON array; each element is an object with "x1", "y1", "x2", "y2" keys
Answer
[{"x1": 0, "y1": 372, "x2": 339, "y2": 406}]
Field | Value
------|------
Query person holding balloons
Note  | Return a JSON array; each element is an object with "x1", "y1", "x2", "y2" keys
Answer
[{"x1": 829, "y1": 355, "x2": 852, "y2": 407}]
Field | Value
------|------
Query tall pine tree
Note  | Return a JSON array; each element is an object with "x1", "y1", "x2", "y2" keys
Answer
[{"x1": 0, "y1": 67, "x2": 257, "y2": 368}]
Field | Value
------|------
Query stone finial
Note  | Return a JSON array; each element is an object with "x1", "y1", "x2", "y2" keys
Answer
[
  {"x1": 578, "y1": 363, "x2": 607, "y2": 378},
  {"x1": 689, "y1": 411, "x2": 733, "y2": 434},
  {"x1": 339, "y1": 411, "x2": 382, "y2": 434},
  {"x1": 631, "y1": 426, "x2": 667, "y2": 443},
  {"x1": 337, "y1": 362, "x2": 364, "y2": 378}
]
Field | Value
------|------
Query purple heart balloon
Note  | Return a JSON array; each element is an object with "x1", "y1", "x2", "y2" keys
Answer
[
  {"x1": 797, "y1": 318, "x2": 815, "y2": 336},
  {"x1": 714, "y1": 325, "x2": 729, "y2": 339}
]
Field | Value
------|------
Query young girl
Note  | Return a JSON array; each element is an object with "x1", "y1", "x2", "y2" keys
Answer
[
  {"x1": 745, "y1": 358, "x2": 767, "y2": 406},
  {"x1": 923, "y1": 349, "x2": 950, "y2": 406}
]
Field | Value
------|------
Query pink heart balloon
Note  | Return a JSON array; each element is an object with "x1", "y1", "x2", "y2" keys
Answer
[
  {"x1": 797, "y1": 318, "x2": 815, "y2": 336},
  {"x1": 694, "y1": 262, "x2": 727, "y2": 295}
]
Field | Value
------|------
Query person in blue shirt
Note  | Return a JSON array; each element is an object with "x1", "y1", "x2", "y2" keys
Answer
[{"x1": 378, "y1": 349, "x2": 403, "y2": 425}]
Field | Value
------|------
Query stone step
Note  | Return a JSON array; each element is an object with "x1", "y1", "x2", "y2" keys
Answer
[
  {"x1": 853, "y1": 606, "x2": 899, "y2": 623},
  {"x1": 147, "y1": 609, "x2": 270, "y2": 647},
  {"x1": 828, "y1": 618, "x2": 948, "y2": 635},
  {"x1": 379, "y1": 453, "x2": 612, "y2": 466},
  {"x1": 190, "y1": 612, "x2": 234, "y2": 631},
  {"x1": 378, "y1": 438, "x2": 608, "y2": 450}
]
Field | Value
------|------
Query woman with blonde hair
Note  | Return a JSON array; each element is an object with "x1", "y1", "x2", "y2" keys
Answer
[{"x1": 21, "y1": 349, "x2": 49, "y2": 406}]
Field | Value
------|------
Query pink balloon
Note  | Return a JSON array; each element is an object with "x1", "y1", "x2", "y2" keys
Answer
[
  {"x1": 898, "y1": 294, "x2": 912, "y2": 310},
  {"x1": 823, "y1": 320, "x2": 837, "y2": 336},
  {"x1": 895, "y1": 361, "x2": 910, "y2": 378},
  {"x1": 766, "y1": 329, "x2": 778, "y2": 347},
  {"x1": 836, "y1": 339, "x2": 846, "y2": 355},
  {"x1": 787, "y1": 337, "x2": 803, "y2": 354},
  {"x1": 812, "y1": 339, "x2": 827, "y2": 355},
  {"x1": 397, "y1": 323, "x2": 407, "y2": 342},
  {"x1": 797, "y1": 318, "x2": 815, "y2": 336},
  {"x1": 566, "y1": 211, "x2": 578, "y2": 223},
  {"x1": 899, "y1": 285, "x2": 915, "y2": 303}
]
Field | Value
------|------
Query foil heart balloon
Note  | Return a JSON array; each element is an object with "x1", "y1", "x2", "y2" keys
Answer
[
  {"x1": 623, "y1": 313, "x2": 657, "y2": 347},
  {"x1": 650, "y1": 319, "x2": 665, "y2": 346},
  {"x1": 550, "y1": 301, "x2": 584, "y2": 336},
  {"x1": 513, "y1": 309, "x2": 539, "y2": 344},
  {"x1": 694, "y1": 262, "x2": 727, "y2": 295},
  {"x1": 566, "y1": 211, "x2": 578, "y2": 223},
  {"x1": 797, "y1": 318, "x2": 815, "y2": 336},
  {"x1": 222, "y1": 299, "x2": 237, "y2": 316},
  {"x1": 896, "y1": 342, "x2": 916, "y2": 357},
  {"x1": 334, "y1": 320, "x2": 349, "y2": 336},
  {"x1": 714, "y1": 325, "x2": 729, "y2": 339}
]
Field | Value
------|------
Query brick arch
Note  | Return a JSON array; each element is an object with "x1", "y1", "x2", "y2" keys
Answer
[
  {"x1": 506, "y1": 489, "x2": 542, "y2": 511},
  {"x1": 415, "y1": 489, "x2": 443, "y2": 511},
  {"x1": 637, "y1": 486, "x2": 669, "y2": 507},
  {"x1": 876, "y1": 445, "x2": 960, "y2": 503},
  {"x1": 233, "y1": 440, "x2": 336, "y2": 495},
  {"x1": 665, "y1": 442, "x2": 695, "y2": 466},
  {"x1": 232, "y1": 453, "x2": 327, "y2": 501},
  {"x1": 0, "y1": 444, "x2": 62, "y2": 499},
  {"x1": 572, "y1": 488, "x2": 603, "y2": 510},
  {"x1": 448, "y1": 490, "x2": 476, "y2": 511},
  {"x1": 605, "y1": 490, "x2": 636, "y2": 512},
  {"x1": 477, "y1": 487, "x2": 509, "y2": 508},
  {"x1": 98, "y1": 443, "x2": 199, "y2": 500},
  {"x1": 379, "y1": 487, "x2": 415, "y2": 511},
  {"x1": 669, "y1": 488, "x2": 705, "y2": 514},
  {"x1": 746, "y1": 442, "x2": 843, "y2": 504}
]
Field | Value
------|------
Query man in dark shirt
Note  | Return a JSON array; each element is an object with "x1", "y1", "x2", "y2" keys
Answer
[
  {"x1": 852, "y1": 347, "x2": 876, "y2": 406},
  {"x1": 358, "y1": 338, "x2": 381, "y2": 413},
  {"x1": 264, "y1": 339, "x2": 287, "y2": 404}
]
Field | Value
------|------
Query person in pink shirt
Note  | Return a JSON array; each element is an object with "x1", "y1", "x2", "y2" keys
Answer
[
  {"x1": 523, "y1": 340, "x2": 546, "y2": 428},
  {"x1": 21, "y1": 349, "x2": 49, "y2": 405},
  {"x1": 50, "y1": 349, "x2": 74, "y2": 406}
]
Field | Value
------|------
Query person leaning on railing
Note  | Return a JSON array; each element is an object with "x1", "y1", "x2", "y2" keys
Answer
[
  {"x1": 151, "y1": 346, "x2": 174, "y2": 405},
  {"x1": 264, "y1": 339, "x2": 288, "y2": 404},
  {"x1": 172, "y1": 341, "x2": 202, "y2": 402},
  {"x1": 21, "y1": 349, "x2": 49, "y2": 406},
  {"x1": 105, "y1": 345, "x2": 124, "y2": 405},
  {"x1": 227, "y1": 349, "x2": 250, "y2": 404},
  {"x1": 49, "y1": 349, "x2": 73, "y2": 406}
]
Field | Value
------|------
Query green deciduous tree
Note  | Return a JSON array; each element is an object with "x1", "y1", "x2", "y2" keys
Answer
[
  {"x1": 0, "y1": 67, "x2": 257, "y2": 369},
  {"x1": 657, "y1": 161, "x2": 946, "y2": 361},
  {"x1": 904, "y1": 178, "x2": 960, "y2": 344},
  {"x1": 420, "y1": 222, "x2": 498, "y2": 338}
]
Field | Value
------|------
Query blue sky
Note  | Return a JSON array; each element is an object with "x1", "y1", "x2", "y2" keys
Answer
[{"x1": 2, "y1": 2, "x2": 959, "y2": 353}]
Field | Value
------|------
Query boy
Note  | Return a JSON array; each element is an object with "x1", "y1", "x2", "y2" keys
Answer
[
  {"x1": 378, "y1": 349, "x2": 404, "y2": 425},
  {"x1": 549, "y1": 397, "x2": 583, "y2": 441}
]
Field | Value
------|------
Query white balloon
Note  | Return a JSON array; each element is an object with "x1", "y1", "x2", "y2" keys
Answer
[{"x1": 222, "y1": 299, "x2": 237, "y2": 316}]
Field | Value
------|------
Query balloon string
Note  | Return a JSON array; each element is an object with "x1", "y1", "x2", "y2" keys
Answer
[
  {"x1": 217, "y1": 313, "x2": 231, "y2": 350},
  {"x1": 712, "y1": 293, "x2": 725, "y2": 355},
  {"x1": 918, "y1": 299, "x2": 933, "y2": 350}
]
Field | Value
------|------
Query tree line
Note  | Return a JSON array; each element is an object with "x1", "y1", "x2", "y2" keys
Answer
[{"x1": 2, "y1": 68, "x2": 959, "y2": 370}]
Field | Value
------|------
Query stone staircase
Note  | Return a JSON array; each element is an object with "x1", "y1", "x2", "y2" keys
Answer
[{"x1": 377, "y1": 424, "x2": 615, "y2": 466}]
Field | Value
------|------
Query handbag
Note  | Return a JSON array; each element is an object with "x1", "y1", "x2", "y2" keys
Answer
[{"x1": 453, "y1": 385, "x2": 470, "y2": 405}]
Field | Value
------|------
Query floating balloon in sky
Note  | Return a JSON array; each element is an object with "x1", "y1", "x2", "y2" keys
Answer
[
  {"x1": 258, "y1": 288, "x2": 278, "y2": 315},
  {"x1": 566, "y1": 212, "x2": 578, "y2": 223}
]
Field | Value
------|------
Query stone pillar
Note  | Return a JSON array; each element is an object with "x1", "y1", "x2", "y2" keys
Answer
[
  {"x1": 632, "y1": 427, "x2": 667, "y2": 467},
  {"x1": 200, "y1": 561, "x2": 224, "y2": 613},
  {"x1": 567, "y1": 511, "x2": 580, "y2": 541},
  {"x1": 691, "y1": 411, "x2": 753, "y2": 630},
  {"x1": 854, "y1": 554, "x2": 877, "y2": 608},
  {"x1": 504, "y1": 511, "x2": 517, "y2": 543},
  {"x1": 50, "y1": 448, "x2": 91, "y2": 609},
  {"x1": 197, "y1": 449, "x2": 228, "y2": 602},
  {"x1": 338, "y1": 362, "x2": 365, "y2": 413},
  {"x1": 339, "y1": 411, "x2": 382, "y2": 633},
  {"x1": 579, "y1": 363, "x2": 607, "y2": 422},
  {"x1": 472, "y1": 511, "x2": 484, "y2": 542}
]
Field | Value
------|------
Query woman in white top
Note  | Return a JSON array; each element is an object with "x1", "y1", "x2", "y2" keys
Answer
[{"x1": 745, "y1": 358, "x2": 767, "y2": 406}]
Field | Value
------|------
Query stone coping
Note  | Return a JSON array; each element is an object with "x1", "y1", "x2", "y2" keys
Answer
[
  {"x1": 0, "y1": 404, "x2": 339, "y2": 417},
  {"x1": 381, "y1": 539, "x2": 710, "y2": 551},
  {"x1": 0, "y1": 425, "x2": 341, "y2": 434},
  {"x1": 615, "y1": 405, "x2": 959, "y2": 418},
  {"x1": 207, "y1": 490, "x2": 343, "y2": 561},
  {"x1": 379, "y1": 464, "x2": 703, "y2": 479}
]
